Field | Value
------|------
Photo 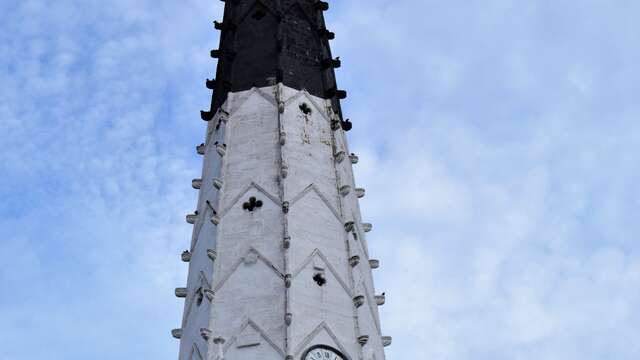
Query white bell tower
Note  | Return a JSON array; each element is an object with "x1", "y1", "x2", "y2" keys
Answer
[{"x1": 173, "y1": 2, "x2": 390, "y2": 359}]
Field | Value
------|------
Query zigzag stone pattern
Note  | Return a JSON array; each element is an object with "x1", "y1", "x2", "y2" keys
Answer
[
  {"x1": 177, "y1": 1, "x2": 387, "y2": 359},
  {"x1": 177, "y1": 85, "x2": 387, "y2": 360}
]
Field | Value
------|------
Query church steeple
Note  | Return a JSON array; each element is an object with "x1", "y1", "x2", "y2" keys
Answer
[
  {"x1": 206, "y1": 0, "x2": 346, "y2": 123},
  {"x1": 174, "y1": 1, "x2": 389, "y2": 359}
]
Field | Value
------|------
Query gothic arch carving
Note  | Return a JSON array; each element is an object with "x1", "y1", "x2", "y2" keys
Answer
[
  {"x1": 291, "y1": 249, "x2": 353, "y2": 297},
  {"x1": 293, "y1": 322, "x2": 352, "y2": 360},
  {"x1": 212, "y1": 247, "x2": 284, "y2": 293},
  {"x1": 288, "y1": 184, "x2": 342, "y2": 222},
  {"x1": 219, "y1": 181, "x2": 282, "y2": 218},
  {"x1": 282, "y1": 89, "x2": 332, "y2": 124},
  {"x1": 223, "y1": 318, "x2": 285, "y2": 356}
]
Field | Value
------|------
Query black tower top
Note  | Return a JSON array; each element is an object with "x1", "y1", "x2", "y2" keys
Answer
[{"x1": 204, "y1": 0, "x2": 346, "y2": 119}]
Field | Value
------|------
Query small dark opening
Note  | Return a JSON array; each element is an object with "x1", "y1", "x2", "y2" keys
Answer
[
  {"x1": 299, "y1": 103, "x2": 312, "y2": 115},
  {"x1": 313, "y1": 273, "x2": 327, "y2": 286},
  {"x1": 243, "y1": 197, "x2": 264, "y2": 212}
]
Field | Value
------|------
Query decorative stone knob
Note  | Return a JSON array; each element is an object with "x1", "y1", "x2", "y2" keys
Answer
[
  {"x1": 216, "y1": 144, "x2": 227, "y2": 157},
  {"x1": 375, "y1": 294, "x2": 386, "y2": 306},
  {"x1": 362, "y1": 223, "x2": 373, "y2": 233},
  {"x1": 213, "y1": 178, "x2": 223, "y2": 190},
  {"x1": 210, "y1": 214, "x2": 221, "y2": 226},
  {"x1": 339, "y1": 185, "x2": 352, "y2": 197},
  {"x1": 285, "y1": 313, "x2": 293, "y2": 326},
  {"x1": 382, "y1": 336, "x2": 393, "y2": 347},
  {"x1": 334, "y1": 151, "x2": 346, "y2": 163},
  {"x1": 355, "y1": 188, "x2": 366, "y2": 198},
  {"x1": 175, "y1": 287, "x2": 187, "y2": 298},
  {"x1": 357, "y1": 335, "x2": 369, "y2": 346},
  {"x1": 200, "y1": 328, "x2": 213, "y2": 341},
  {"x1": 196, "y1": 143, "x2": 206, "y2": 155},
  {"x1": 204, "y1": 288, "x2": 215, "y2": 302},
  {"x1": 186, "y1": 212, "x2": 198, "y2": 225},
  {"x1": 213, "y1": 336, "x2": 226, "y2": 345},
  {"x1": 192, "y1": 179, "x2": 202, "y2": 190},
  {"x1": 353, "y1": 295, "x2": 365, "y2": 308},
  {"x1": 349, "y1": 153, "x2": 359, "y2": 164},
  {"x1": 207, "y1": 249, "x2": 217, "y2": 261},
  {"x1": 369, "y1": 259, "x2": 380, "y2": 269},
  {"x1": 349, "y1": 255, "x2": 360, "y2": 267},
  {"x1": 285, "y1": 274, "x2": 292, "y2": 288},
  {"x1": 171, "y1": 329, "x2": 182, "y2": 339},
  {"x1": 181, "y1": 250, "x2": 192, "y2": 262},
  {"x1": 344, "y1": 221, "x2": 355, "y2": 232},
  {"x1": 283, "y1": 236, "x2": 291, "y2": 249},
  {"x1": 280, "y1": 132, "x2": 287, "y2": 146}
]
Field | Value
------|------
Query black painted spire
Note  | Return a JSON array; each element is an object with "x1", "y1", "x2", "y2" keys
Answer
[{"x1": 207, "y1": 0, "x2": 344, "y2": 116}]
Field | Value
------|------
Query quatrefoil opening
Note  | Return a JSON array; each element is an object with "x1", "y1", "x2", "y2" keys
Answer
[
  {"x1": 243, "y1": 197, "x2": 263, "y2": 212},
  {"x1": 299, "y1": 102, "x2": 312, "y2": 115}
]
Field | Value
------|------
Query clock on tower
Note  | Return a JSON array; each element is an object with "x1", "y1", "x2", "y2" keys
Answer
[{"x1": 303, "y1": 345, "x2": 345, "y2": 360}]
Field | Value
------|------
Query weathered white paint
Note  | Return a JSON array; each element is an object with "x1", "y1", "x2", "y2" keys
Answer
[{"x1": 177, "y1": 85, "x2": 386, "y2": 360}]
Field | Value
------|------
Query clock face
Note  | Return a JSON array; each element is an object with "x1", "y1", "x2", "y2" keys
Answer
[{"x1": 303, "y1": 346, "x2": 343, "y2": 360}]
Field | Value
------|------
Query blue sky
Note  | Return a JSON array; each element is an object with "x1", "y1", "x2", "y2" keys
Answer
[{"x1": 1, "y1": 0, "x2": 639, "y2": 359}]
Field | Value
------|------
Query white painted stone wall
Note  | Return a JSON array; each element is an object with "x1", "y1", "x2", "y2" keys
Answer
[{"x1": 176, "y1": 85, "x2": 387, "y2": 360}]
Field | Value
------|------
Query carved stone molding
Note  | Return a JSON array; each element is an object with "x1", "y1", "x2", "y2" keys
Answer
[
  {"x1": 175, "y1": 287, "x2": 188, "y2": 298},
  {"x1": 339, "y1": 185, "x2": 352, "y2": 197},
  {"x1": 204, "y1": 288, "x2": 215, "y2": 302},
  {"x1": 358, "y1": 335, "x2": 369, "y2": 346},
  {"x1": 213, "y1": 178, "x2": 224, "y2": 190},
  {"x1": 344, "y1": 221, "x2": 355, "y2": 232},
  {"x1": 171, "y1": 328, "x2": 182, "y2": 339},
  {"x1": 382, "y1": 336, "x2": 392, "y2": 347},
  {"x1": 207, "y1": 249, "x2": 217, "y2": 261},
  {"x1": 181, "y1": 250, "x2": 192, "y2": 262},
  {"x1": 216, "y1": 143, "x2": 227, "y2": 157},
  {"x1": 242, "y1": 250, "x2": 259, "y2": 265},
  {"x1": 186, "y1": 212, "x2": 198, "y2": 224},
  {"x1": 349, "y1": 255, "x2": 360, "y2": 267},
  {"x1": 200, "y1": 328, "x2": 213, "y2": 341},
  {"x1": 196, "y1": 143, "x2": 206, "y2": 155}
]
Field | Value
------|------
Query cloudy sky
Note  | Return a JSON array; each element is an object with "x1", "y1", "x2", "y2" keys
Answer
[{"x1": 1, "y1": 0, "x2": 639, "y2": 359}]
